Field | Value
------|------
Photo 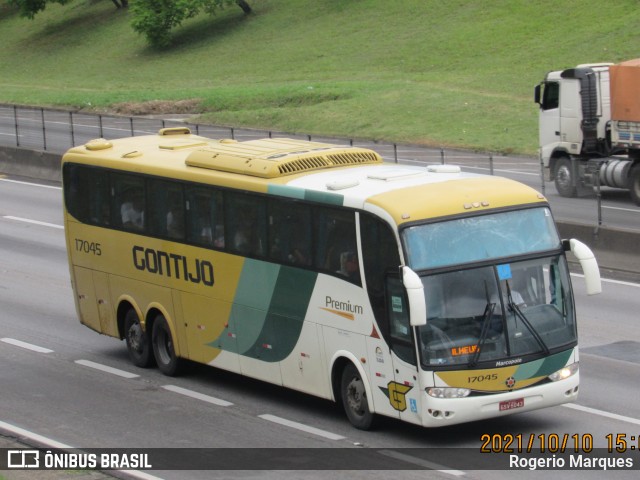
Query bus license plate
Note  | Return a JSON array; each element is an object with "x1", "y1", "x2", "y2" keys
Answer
[{"x1": 499, "y1": 398, "x2": 524, "y2": 411}]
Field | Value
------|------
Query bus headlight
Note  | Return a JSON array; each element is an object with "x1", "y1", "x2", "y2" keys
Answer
[
  {"x1": 548, "y1": 362, "x2": 579, "y2": 382},
  {"x1": 427, "y1": 387, "x2": 470, "y2": 398}
]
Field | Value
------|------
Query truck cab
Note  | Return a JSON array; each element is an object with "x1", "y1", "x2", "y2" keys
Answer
[{"x1": 535, "y1": 62, "x2": 640, "y2": 204}]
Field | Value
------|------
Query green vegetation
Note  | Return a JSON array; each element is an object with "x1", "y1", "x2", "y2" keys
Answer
[{"x1": 1, "y1": 0, "x2": 639, "y2": 154}]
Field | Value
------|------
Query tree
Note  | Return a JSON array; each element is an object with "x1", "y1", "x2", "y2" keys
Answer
[
  {"x1": 131, "y1": 0, "x2": 252, "y2": 48},
  {"x1": 7, "y1": 0, "x2": 128, "y2": 19}
]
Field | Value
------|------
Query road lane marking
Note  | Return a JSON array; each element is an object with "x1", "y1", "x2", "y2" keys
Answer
[
  {"x1": 379, "y1": 449, "x2": 465, "y2": 476},
  {"x1": 0, "y1": 420, "x2": 165, "y2": 480},
  {"x1": 1, "y1": 338, "x2": 53, "y2": 353},
  {"x1": 75, "y1": 359, "x2": 139, "y2": 379},
  {"x1": 162, "y1": 385, "x2": 233, "y2": 407},
  {"x1": 0, "y1": 177, "x2": 62, "y2": 190},
  {"x1": 258, "y1": 414, "x2": 345, "y2": 441},
  {"x1": 562, "y1": 403, "x2": 640, "y2": 427},
  {"x1": 2, "y1": 215, "x2": 63, "y2": 229},
  {"x1": 602, "y1": 205, "x2": 640, "y2": 213},
  {"x1": 570, "y1": 272, "x2": 640, "y2": 288}
]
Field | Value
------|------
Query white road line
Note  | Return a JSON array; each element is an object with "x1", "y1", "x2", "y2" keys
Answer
[
  {"x1": 570, "y1": 272, "x2": 640, "y2": 288},
  {"x1": 74, "y1": 359, "x2": 139, "y2": 379},
  {"x1": 562, "y1": 403, "x2": 640, "y2": 427},
  {"x1": 0, "y1": 177, "x2": 62, "y2": 190},
  {"x1": 2, "y1": 215, "x2": 63, "y2": 229},
  {"x1": 0, "y1": 420, "x2": 164, "y2": 480},
  {"x1": 379, "y1": 449, "x2": 465, "y2": 476},
  {"x1": 258, "y1": 414, "x2": 345, "y2": 441},
  {"x1": 602, "y1": 205, "x2": 640, "y2": 213},
  {"x1": 162, "y1": 385, "x2": 233, "y2": 407},
  {"x1": 1, "y1": 338, "x2": 53, "y2": 353}
]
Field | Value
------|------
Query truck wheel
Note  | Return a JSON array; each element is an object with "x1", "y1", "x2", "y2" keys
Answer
[
  {"x1": 629, "y1": 164, "x2": 640, "y2": 206},
  {"x1": 554, "y1": 157, "x2": 577, "y2": 198},
  {"x1": 340, "y1": 363, "x2": 375, "y2": 430},
  {"x1": 124, "y1": 309, "x2": 154, "y2": 368},
  {"x1": 151, "y1": 314, "x2": 183, "y2": 376}
]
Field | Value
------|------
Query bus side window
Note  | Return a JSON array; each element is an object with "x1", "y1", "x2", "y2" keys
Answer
[
  {"x1": 63, "y1": 164, "x2": 110, "y2": 226},
  {"x1": 226, "y1": 192, "x2": 266, "y2": 257},
  {"x1": 148, "y1": 179, "x2": 185, "y2": 240},
  {"x1": 360, "y1": 214, "x2": 401, "y2": 339},
  {"x1": 315, "y1": 208, "x2": 360, "y2": 284},
  {"x1": 268, "y1": 199, "x2": 311, "y2": 266},
  {"x1": 186, "y1": 187, "x2": 224, "y2": 248},
  {"x1": 112, "y1": 174, "x2": 145, "y2": 232},
  {"x1": 386, "y1": 276, "x2": 416, "y2": 365}
]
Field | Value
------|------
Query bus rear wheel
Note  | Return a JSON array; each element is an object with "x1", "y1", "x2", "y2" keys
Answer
[
  {"x1": 151, "y1": 314, "x2": 183, "y2": 376},
  {"x1": 340, "y1": 363, "x2": 375, "y2": 430},
  {"x1": 124, "y1": 309, "x2": 154, "y2": 368}
]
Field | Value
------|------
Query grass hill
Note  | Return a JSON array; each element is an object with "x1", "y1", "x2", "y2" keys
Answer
[{"x1": 1, "y1": 0, "x2": 639, "y2": 155}]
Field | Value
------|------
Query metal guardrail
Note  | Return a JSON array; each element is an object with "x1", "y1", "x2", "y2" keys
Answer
[{"x1": 0, "y1": 104, "x2": 506, "y2": 172}]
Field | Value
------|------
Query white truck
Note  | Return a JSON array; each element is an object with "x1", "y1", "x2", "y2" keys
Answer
[{"x1": 535, "y1": 59, "x2": 640, "y2": 205}]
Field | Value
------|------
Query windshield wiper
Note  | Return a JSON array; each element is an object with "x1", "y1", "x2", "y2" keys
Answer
[
  {"x1": 506, "y1": 281, "x2": 550, "y2": 355},
  {"x1": 470, "y1": 281, "x2": 496, "y2": 367}
]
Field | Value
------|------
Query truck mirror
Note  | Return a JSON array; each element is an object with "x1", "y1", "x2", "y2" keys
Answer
[
  {"x1": 401, "y1": 266, "x2": 427, "y2": 327},
  {"x1": 534, "y1": 84, "x2": 542, "y2": 105},
  {"x1": 565, "y1": 239, "x2": 602, "y2": 295}
]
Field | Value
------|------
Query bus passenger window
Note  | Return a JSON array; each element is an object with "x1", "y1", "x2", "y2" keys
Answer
[
  {"x1": 63, "y1": 164, "x2": 110, "y2": 226},
  {"x1": 147, "y1": 180, "x2": 184, "y2": 240},
  {"x1": 268, "y1": 199, "x2": 311, "y2": 267},
  {"x1": 226, "y1": 193, "x2": 266, "y2": 257},
  {"x1": 186, "y1": 187, "x2": 224, "y2": 248},
  {"x1": 315, "y1": 208, "x2": 359, "y2": 284},
  {"x1": 113, "y1": 175, "x2": 145, "y2": 232}
]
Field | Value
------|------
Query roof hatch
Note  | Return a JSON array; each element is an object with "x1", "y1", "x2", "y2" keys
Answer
[{"x1": 185, "y1": 138, "x2": 382, "y2": 178}]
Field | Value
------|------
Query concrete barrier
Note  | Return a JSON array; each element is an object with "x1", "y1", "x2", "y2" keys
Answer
[
  {"x1": 2, "y1": 144, "x2": 638, "y2": 280},
  {"x1": 0, "y1": 145, "x2": 61, "y2": 182},
  {"x1": 556, "y1": 221, "x2": 640, "y2": 282}
]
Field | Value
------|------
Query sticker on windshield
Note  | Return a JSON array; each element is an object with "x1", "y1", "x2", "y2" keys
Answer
[
  {"x1": 392, "y1": 296, "x2": 403, "y2": 313},
  {"x1": 497, "y1": 264, "x2": 512, "y2": 280}
]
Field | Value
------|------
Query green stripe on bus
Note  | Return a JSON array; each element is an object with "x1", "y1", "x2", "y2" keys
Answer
[
  {"x1": 513, "y1": 349, "x2": 573, "y2": 380},
  {"x1": 268, "y1": 184, "x2": 307, "y2": 200},
  {"x1": 242, "y1": 266, "x2": 318, "y2": 362},
  {"x1": 267, "y1": 184, "x2": 344, "y2": 206},
  {"x1": 211, "y1": 259, "x2": 280, "y2": 354}
]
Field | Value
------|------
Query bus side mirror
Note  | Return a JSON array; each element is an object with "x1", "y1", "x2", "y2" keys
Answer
[
  {"x1": 401, "y1": 266, "x2": 427, "y2": 327},
  {"x1": 563, "y1": 239, "x2": 602, "y2": 295}
]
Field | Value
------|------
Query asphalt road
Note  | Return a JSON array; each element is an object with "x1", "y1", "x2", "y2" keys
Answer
[{"x1": 1, "y1": 176, "x2": 640, "y2": 479}]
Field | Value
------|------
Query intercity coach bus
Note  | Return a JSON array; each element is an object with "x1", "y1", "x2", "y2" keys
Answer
[{"x1": 62, "y1": 127, "x2": 601, "y2": 429}]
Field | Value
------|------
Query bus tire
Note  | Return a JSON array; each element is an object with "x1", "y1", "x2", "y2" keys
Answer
[
  {"x1": 151, "y1": 314, "x2": 183, "y2": 376},
  {"x1": 340, "y1": 362, "x2": 375, "y2": 430},
  {"x1": 629, "y1": 164, "x2": 640, "y2": 206},
  {"x1": 554, "y1": 156, "x2": 577, "y2": 198},
  {"x1": 124, "y1": 309, "x2": 154, "y2": 368}
]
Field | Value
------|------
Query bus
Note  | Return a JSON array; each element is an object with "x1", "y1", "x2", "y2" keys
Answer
[{"x1": 62, "y1": 127, "x2": 601, "y2": 429}]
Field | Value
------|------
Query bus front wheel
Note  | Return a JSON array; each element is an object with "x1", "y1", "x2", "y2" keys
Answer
[
  {"x1": 151, "y1": 314, "x2": 183, "y2": 376},
  {"x1": 340, "y1": 363, "x2": 375, "y2": 430},
  {"x1": 124, "y1": 309, "x2": 154, "y2": 368}
]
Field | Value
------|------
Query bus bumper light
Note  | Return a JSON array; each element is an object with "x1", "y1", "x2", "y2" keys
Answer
[
  {"x1": 427, "y1": 387, "x2": 470, "y2": 398},
  {"x1": 548, "y1": 362, "x2": 578, "y2": 382}
]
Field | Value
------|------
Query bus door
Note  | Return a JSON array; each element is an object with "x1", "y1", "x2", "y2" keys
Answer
[{"x1": 384, "y1": 275, "x2": 422, "y2": 426}]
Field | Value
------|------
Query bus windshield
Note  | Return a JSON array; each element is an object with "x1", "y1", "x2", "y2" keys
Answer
[
  {"x1": 401, "y1": 207, "x2": 575, "y2": 368},
  {"x1": 415, "y1": 256, "x2": 575, "y2": 367},
  {"x1": 403, "y1": 207, "x2": 560, "y2": 270}
]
